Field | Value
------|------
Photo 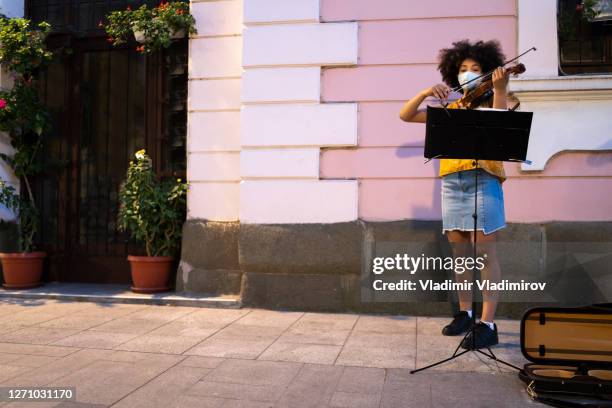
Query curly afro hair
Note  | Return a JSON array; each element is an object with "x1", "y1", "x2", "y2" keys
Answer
[{"x1": 437, "y1": 39, "x2": 506, "y2": 91}]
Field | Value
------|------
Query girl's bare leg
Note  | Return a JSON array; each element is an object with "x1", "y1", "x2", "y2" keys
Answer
[{"x1": 472, "y1": 231, "x2": 500, "y2": 323}]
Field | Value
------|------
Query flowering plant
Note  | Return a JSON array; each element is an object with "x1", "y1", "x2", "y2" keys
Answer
[
  {"x1": 0, "y1": 17, "x2": 52, "y2": 76},
  {"x1": 117, "y1": 149, "x2": 188, "y2": 257},
  {"x1": 0, "y1": 17, "x2": 51, "y2": 253},
  {"x1": 103, "y1": 1, "x2": 197, "y2": 53}
]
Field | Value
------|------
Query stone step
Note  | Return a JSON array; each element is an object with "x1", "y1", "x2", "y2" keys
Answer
[{"x1": 0, "y1": 282, "x2": 241, "y2": 308}]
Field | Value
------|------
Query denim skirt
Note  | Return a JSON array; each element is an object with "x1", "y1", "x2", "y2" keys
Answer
[{"x1": 441, "y1": 168, "x2": 506, "y2": 235}]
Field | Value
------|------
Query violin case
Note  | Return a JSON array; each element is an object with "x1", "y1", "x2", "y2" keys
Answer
[{"x1": 518, "y1": 304, "x2": 612, "y2": 407}]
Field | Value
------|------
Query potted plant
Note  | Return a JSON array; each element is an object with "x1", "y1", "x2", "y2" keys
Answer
[
  {"x1": 0, "y1": 17, "x2": 52, "y2": 289},
  {"x1": 103, "y1": 1, "x2": 197, "y2": 54},
  {"x1": 117, "y1": 149, "x2": 188, "y2": 293}
]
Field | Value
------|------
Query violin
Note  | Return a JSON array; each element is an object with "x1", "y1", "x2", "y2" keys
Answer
[{"x1": 445, "y1": 63, "x2": 526, "y2": 110}]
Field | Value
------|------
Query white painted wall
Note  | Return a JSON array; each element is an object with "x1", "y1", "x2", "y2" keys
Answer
[
  {"x1": 0, "y1": 65, "x2": 18, "y2": 222},
  {"x1": 187, "y1": 0, "x2": 243, "y2": 221},
  {"x1": 512, "y1": 0, "x2": 612, "y2": 170},
  {"x1": 239, "y1": 0, "x2": 359, "y2": 223},
  {"x1": 0, "y1": 0, "x2": 23, "y2": 18}
]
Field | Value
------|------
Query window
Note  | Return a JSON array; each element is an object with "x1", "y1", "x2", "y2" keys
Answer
[{"x1": 558, "y1": 0, "x2": 612, "y2": 74}]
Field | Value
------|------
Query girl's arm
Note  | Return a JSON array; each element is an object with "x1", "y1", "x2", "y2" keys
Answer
[{"x1": 399, "y1": 84, "x2": 451, "y2": 123}]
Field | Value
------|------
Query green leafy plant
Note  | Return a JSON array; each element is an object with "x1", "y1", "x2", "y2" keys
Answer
[
  {"x1": 0, "y1": 179, "x2": 39, "y2": 252},
  {"x1": 0, "y1": 16, "x2": 52, "y2": 253},
  {"x1": 558, "y1": 0, "x2": 601, "y2": 42},
  {"x1": 0, "y1": 17, "x2": 52, "y2": 76},
  {"x1": 118, "y1": 149, "x2": 188, "y2": 257},
  {"x1": 103, "y1": 1, "x2": 197, "y2": 54}
]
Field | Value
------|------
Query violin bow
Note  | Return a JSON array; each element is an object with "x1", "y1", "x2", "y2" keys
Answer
[{"x1": 450, "y1": 46, "x2": 537, "y2": 94}]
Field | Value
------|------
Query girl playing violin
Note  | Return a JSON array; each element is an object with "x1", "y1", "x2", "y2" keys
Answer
[{"x1": 399, "y1": 39, "x2": 511, "y2": 350}]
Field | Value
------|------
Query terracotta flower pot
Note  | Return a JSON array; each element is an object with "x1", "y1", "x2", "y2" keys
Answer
[
  {"x1": 127, "y1": 255, "x2": 173, "y2": 293},
  {"x1": 0, "y1": 252, "x2": 46, "y2": 289}
]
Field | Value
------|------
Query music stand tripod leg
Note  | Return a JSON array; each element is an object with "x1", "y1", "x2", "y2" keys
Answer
[{"x1": 410, "y1": 161, "x2": 519, "y2": 374}]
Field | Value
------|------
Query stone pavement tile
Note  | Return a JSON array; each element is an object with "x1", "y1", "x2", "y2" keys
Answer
[
  {"x1": 86, "y1": 317, "x2": 172, "y2": 335},
  {"x1": 336, "y1": 366, "x2": 385, "y2": 395},
  {"x1": 3, "y1": 401, "x2": 61, "y2": 408},
  {"x1": 45, "y1": 355, "x2": 183, "y2": 406},
  {"x1": 209, "y1": 324, "x2": 286, "y2": 341},
  {"x1": 146, "y1": 320, "x2": 220, "y2": 339},
  {"x1": 381, "y1": 370, "x2": 537, "y2": 408},
  {"x1": 0, "y1": 352, "x2": 27, "y2": 364},
  {"x1": 416, "y1": 316, "x2": 451, "y2": 335},
  {"x1": 0, "y1": 299, "x2": 45, "y2": 313},
  {"x1": 274, "y1": 364, "x2": 343, "y2": 408},
  {"x1": 205, "y1": 359, "x2": 301, "y2": 387},
  {"x1": 178, "y1": 355, "x2": 226, "y2": 369},
  {"x1": 290, "y1": 313, "x2": 359, "y2": 331},
  {"x1": 50, "y1": 330, "x2": 139, "y2": 349},
  {"x1": 329, "y1": 391, "x2": 381, "y2": 408},
  {"x1": 186, "y1": 381, "x2": 286, "y2": 404},
  {"x1": 184, "y1": 338, "x2": 275, "y2": 359},
  {"x1": 276, "y1": 326, "x2": 351, "y2": 346},
  {"x1": 353, "y1": 315, "x2": 416, "y2": 334},
  {"x1": 97, "y1": 350, "x2": 182, "y2": 364},
  {"x1": 2, "y1": 354, "x2": 61, "y2": 368},
  {"x1": 113, "y1": 334, "x2": 206, "y2": 354},
  {"x1": 0, "y1": 311, "x2": 67, "y2": 327},
  {"x1": 232, "y1": 310, "x2": 304, "y2": 329},
  {"x1": 335, "y1": 345, "x2": 415, "y2": 369},
  {"x1": 0, "y1": 342, "x2": 76, "y2": 358},
  {"x1": 0, "y1": 323, "x2": 28, "y2": 336},
  {"x1": 336, "y1": 332, "x2": 416, "y2": 368},
  {"x1": 112, "y1": 363, "x2": 210, "y2": 408},
  {"x1": 175, "y1": 308, "x2": 251, "y2": 328},
  {"x1": 38, "y1": 314, "x2": 117, "y2": 330},
  {"x1": 31, "y1": 300, "x2": 95, "y2": 312},
  {"x1": 258, "y1": 342, "x2": 342, "y2": 365},
  {"x1": 74, "y1": 303, "x2": 148, "y2": 318},
  {"x1": 0, "y1": 365, "x2": 37, "y2": 383},
  {"x1": 125, "y1": 305, "x2": 198, "y2": 321},
  {"x1": 0, "y1": 327, "x2": 80, "y2": 345},
  {"x1": 0, "y1": 349, "x2": 114, "y2": 387},
  {"x1": 344, "y1": 331, "x2": 415, "y2": 348},
  {"x1": 171, "y1": 395, "x2": 226, "y2": 408},
  {"x1": 221, "y1": 401, "x2": 274, "y2": 408}
]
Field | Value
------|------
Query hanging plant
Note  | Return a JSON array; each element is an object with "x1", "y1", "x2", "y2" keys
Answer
[
  {"x1": 0, "y1": 18, "x2": 52, "y2": 77},
  {"x1": 103, "y1": 1, "x2": 197, "y2": 54}
]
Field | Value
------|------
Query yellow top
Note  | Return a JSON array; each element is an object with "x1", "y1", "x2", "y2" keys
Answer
[
  {"x1": 438, "y1": 102, "x2": 506, "y2": 183},
  {"x1": 439, "y1": 158, "x2": 506, "y2": 183}
]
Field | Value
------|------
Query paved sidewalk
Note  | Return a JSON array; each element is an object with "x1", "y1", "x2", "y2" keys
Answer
[{"x1": 0, "y1": 299, "x2": 540, "y2": 407}]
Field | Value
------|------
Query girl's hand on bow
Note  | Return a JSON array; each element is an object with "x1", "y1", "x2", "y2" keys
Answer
[
  {"x1": 492, "y1": 66, "x2": 510, "y2": 92},
  {"x1": 424, "y1": 83, "x2": 451, "y2": 102}
]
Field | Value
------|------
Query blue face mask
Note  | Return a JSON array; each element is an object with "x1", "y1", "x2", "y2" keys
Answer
[{"x1": 457, "y1": 71, "x2": 481, "y2": 92}]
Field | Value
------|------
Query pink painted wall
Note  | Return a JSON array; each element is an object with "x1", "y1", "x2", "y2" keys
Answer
[{"x1": 319, "y1": 0, "x2": 612, "y2": 223}]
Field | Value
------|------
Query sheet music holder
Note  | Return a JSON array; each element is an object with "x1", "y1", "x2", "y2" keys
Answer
[
  {"x1": 411, "y1": 105, "x2": 533, "y2": 374},
  {"x1": 424, "y1": 105, "x2": 533, "y2": 163}
]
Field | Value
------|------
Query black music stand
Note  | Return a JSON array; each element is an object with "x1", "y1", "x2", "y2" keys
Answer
[{"x1": 411, "y1": 105, "x2": 533, "y2": 374}]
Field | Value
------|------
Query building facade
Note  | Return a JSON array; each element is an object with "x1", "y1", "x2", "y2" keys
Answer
[
  {"x1": 181, "y1": 0, "x2": 612, "y2": 313},
  {"x1": 0, "y1": 0, "x2": 610, "y2": 315}
]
